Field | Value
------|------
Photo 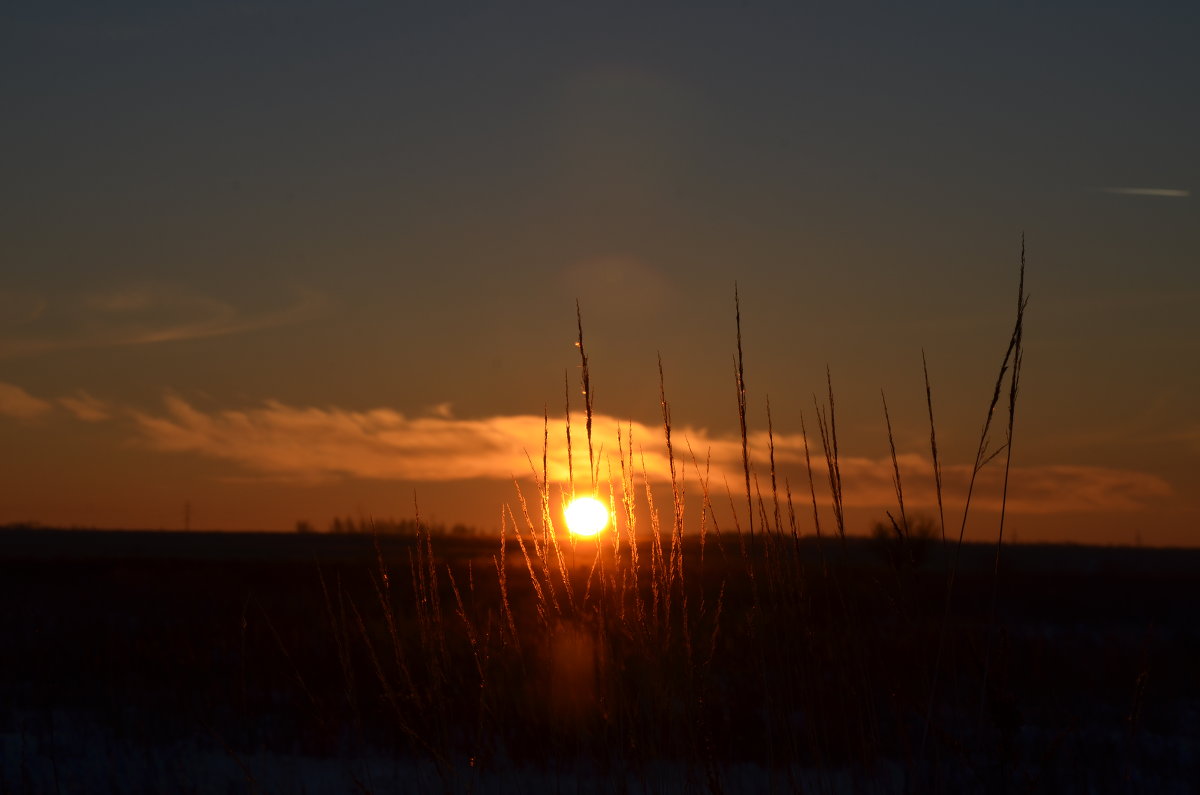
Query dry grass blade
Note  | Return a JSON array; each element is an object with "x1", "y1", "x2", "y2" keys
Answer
[
  {"x1": 564, "y1": 371, "x2": 575, "y2": 501},
  {"x1": 881, "y1": 389, "x2": 910, "y2": 543},
  {"x1": 799, "y1": 410, "x2": 828, "y2": 574},
  {"x1": 922, "y1": 350, "x2": 947, "y2": 547},
  {"x1": 658, "y1": 354, "x2": 686, "y2": 607},
  {"x1": 766, "y1": 396, "x2": 782, "y2": 538},
  {"x1": 813, "y1": 373, "x2": 846, "y2": 545},
  {"x1": 576, "y1": 299, "x2": 596, "y2": 492},
  {"x1": 505, "y1": 501, "x2": 551, "y2": 625},
  {"x1": 495, "y1": 511, "x2": 521, "y2": 652},
  {"x1": 734, "y1": 284, "x2": 753, "y2": 540},
  {"x1": 979, "y1": 236, "x2": 1029, "y2": 721}
]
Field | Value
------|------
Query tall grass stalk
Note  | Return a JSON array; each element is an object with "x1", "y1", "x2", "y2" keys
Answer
[
  {"x1": 979, "y1": 238, "x2": 1028, "y2": 724},
  {"x1": 295, "y1": 252, "x2": 1032, "y2": 792},
  {"x1": 921, "y1": 240, "x2": 1028, "y2": 759}
]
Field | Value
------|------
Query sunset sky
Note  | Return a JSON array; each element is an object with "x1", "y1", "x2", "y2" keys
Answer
[{"x1": 2, "y1": 3, "x2": 1197, "y2": 545}]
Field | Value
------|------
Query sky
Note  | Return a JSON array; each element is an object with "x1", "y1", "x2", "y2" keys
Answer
[{"x1": 1, "y1": 2, "x2": 1197, "y2": 545}]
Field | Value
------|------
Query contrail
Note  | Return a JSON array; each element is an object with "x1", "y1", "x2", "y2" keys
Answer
[{"x1": 1101, "y1": 187, "x2": 1190, "y2": 198}]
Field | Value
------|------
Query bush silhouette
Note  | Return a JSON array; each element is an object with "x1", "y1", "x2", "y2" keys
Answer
[{"x1": 871, "y1": 512, "x2": 940, "y2": 570}]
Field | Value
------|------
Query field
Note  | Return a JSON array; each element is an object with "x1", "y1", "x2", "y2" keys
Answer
[
  {"x1": 2, "y1": 527, "x2": 1197, "y2": 793},
  {"x1": 4, "y1": 268, "x2": 1198, "y2": 794}
]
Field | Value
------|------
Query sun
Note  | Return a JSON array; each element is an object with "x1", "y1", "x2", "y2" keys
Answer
[{"x1": 564, "y1": 496, "x2": 608, "y2": 537}]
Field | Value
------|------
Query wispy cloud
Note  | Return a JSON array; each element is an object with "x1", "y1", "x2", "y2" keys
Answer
[
  {"x1": 128, "y1": 396, "x2": 1172, "y2": 514},
  {"x1": 131, "y1": 397, "x2": 579, "y2": 484},
  {"x1": 0, "y1": 291, "x2": 48, "y2": 326},
  {"x1": 0, "y1": 379, "x2": 1172, "y2": 515},
  {"x1": 1100, "y1": 187, "x2": 1190, "y2": 198},
  {"x1": 0, "y1": 382, "x2": 54, "y2": 420},
  {"x1": 58, "y1": 391, "x2": 113, "y2": 422},
  {"x1": 0, "y1": 286, "x2": 326, "y2": 359}
]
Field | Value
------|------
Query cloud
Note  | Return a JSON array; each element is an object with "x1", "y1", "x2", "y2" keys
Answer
[
  {"x1": 864, "y1": 456, "x2": 1173, "y2": 514},
  {"x1": 1100, "y1": 187, "x2": 1190, "y2": 198},
  {"x1": 428, "y1": 402, "x2": 455, "y2": 419},
  {"x1": 58, "y1": 391, "x2": 113, "y2": 422},
  {"x1": 128, "y1": 395, "x2": 1172, "y2": 514},
  {"x1": 0, "y1": 379, "x2": 1177, "y2": 516},
  {"x1": 987, "y1": 464, "x2": 1172, "y2": 513},
  {"x1": 0, "y1": 290, "x2": 48, "y2": 326},
  {"x1": 132, "y1": 397, "x2": 590, "y2": 484},
  {"x1": 0, "y1": 286, "x2": 326, "y2": 359},
  {"x1": 0, "y1": 382, "x2": 54, "y2": 420}
]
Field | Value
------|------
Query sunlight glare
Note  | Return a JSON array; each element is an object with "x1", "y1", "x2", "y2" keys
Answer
[{"x1": 564, "y1": 496, "x2": 608, "y2": 537}]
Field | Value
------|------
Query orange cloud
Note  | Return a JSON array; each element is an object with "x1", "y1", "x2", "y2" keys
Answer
[
  {"x1": 824, "y1": 455, "x2": 1174, "y2": 514},
  {"x1": 0, "y1": 382, "x2": 53, "y2": 420},
  {"x1": 58, "y1": 391, "x2": 113, "y2": 422},
  {"x1": 129, "y1": 396, "x2": 1172, "y2": 515}
]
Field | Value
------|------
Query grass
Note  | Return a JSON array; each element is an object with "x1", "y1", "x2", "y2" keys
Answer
[
  {"x1": 292, "y1": 247, "x2": 1034, "y2": 791},
  {"x1": 6, "y1": 244, "x2": 1195, "y2": 793},
  {"x1": 4, "y1": 534, "x2": 1198, "y2": 792}
]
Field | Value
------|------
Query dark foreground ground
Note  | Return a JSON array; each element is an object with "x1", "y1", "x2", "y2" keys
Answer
[{"x1": 1, "y1": 528, "x2": 1197, "y2": 793}]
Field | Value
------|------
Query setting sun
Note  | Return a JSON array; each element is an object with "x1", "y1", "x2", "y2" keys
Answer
[{"x1": 564, "y1": 496, "x2": 608, "y2": 537}]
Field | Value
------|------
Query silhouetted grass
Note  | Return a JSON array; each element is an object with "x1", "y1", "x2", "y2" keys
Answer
[
  {"x1": 297, "y1": 254, "x2": 1036, "y2": 789},
  {"x1": 5, "y1": 249, "x2": 1197, "y2": 792}
]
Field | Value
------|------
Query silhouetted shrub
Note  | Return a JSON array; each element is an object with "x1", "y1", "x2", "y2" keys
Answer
[{"x1": 871, "y1": 512, "x2": 939, "y2": 570}]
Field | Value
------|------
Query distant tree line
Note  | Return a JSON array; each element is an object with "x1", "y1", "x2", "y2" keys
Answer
[
  {"x1": 294, "y1": 516, "x2": 480, "y2": 536},
  {"x1": 2, "y1": 521, "x2": 97, "y2": 532}
]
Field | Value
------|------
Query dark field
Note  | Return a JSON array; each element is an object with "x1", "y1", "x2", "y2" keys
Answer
[{"x1": 2, "y1": 528, "x2": 1197, "y2": 793}]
